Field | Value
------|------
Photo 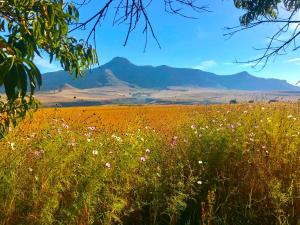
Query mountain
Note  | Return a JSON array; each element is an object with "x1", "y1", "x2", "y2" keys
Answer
[{"x1": 40, "y1": 57, "x2": 299, "y2": 91}]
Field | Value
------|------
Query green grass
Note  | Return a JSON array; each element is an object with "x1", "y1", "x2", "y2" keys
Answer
[{"x1": 0, "y1": 104, "x2": 299, "y2": 225}]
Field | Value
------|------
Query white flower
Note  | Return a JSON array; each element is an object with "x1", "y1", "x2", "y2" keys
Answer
[
  {"x1": 198, "y1": 160, "x2": 203, "y2": 164},
  {"x1": 8, "y1": 142, "x2": 15, "y2": 150},
  {"x1": 145, "y1": 149, "x2": 151, "y2": 154},
  {"x1": 92, "y1": 150, "x2": 98, "y2": 155},
  {"x1": 197, "y1": 181, "x2": 202, "y2": 185},
  {"x1": 105, "y1": 162, "x2": 111, "y2": 168},
  {"x1": 62, "y1": 123, "x2": 69, "y2": 129}
]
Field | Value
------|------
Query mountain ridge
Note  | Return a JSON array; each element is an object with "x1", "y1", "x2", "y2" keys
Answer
[{"x1": 40, "y1": 57, "x2": 299, "y2": 91}]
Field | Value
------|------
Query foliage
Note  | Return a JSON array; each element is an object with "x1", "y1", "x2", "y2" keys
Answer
[
  {"x1": 230, "y1": 0, "x2": 300, "y2": 66},
  {"x1": 0, "y1": 0, "x2": 97, "y2": 137},
  {"x1": 0, "y1": 104, "x2": 299, "y2": 224}
]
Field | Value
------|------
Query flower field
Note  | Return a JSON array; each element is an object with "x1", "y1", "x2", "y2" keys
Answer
[{"x1": 0, "y1": 104, "x2": 300, "y2": 225}]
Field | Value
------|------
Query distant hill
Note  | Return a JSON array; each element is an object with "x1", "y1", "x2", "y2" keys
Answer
[{"x1": 40, "y1": 57, "x2": 299, "y2": 91}]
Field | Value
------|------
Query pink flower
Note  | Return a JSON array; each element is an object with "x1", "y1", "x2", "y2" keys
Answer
[
  {"x1": 140, "y1": 156, "x2": 146, "y2": 162},
  {"x1": 191, "y1": 124, "x2": 196, "y2": 130},
  {"x1": 170, "y1": 136, "x2": 178, "y2": 148},
  {"x1": 88, "y1": 126, "x2": 96, "y2": 131},
  {"x1": 145, "y1": 149, "x2": 151, "y2": 154},
  {"x1": 105, "y1": 162, "x2": 111, "y2": 168},
  {"x1": 34, "y1": 149, "x2": 44, "y2": 158},
  {"x1": 62, "y1": 123, "x2": 69, "y2": 129}
]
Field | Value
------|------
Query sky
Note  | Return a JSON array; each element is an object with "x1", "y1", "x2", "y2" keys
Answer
[{"x1": 35, "y1": 0, "x2": 300, "y2": 85}]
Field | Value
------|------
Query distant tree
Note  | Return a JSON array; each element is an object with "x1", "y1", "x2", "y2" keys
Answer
[{"x1": 229, "y1": 99, "x2": 238, "y2": 104}]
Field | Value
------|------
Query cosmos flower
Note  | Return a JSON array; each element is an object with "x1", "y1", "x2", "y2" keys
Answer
[
  {"x1": 62, "y1": 123, "x2": 69, "y2": 129},
  {"x1": 191, "y1": 124, "x2": 196, "y2": 130},
  {"x1": 92, "y1": 150, "x2": 98, "y2": 155},
  {"x1": 146, "y1": 149, "x2": 151, "y2": 154},
  {"x1": 9, "y1": 142, "x2": 15, "y2": 150},
  {"x1": 140, "y1": 156, "x2": 146, "y2": 162},
  {"x1": 88, "y1": 126, "x2": 96, "y2": 131},
  {"x1": 105, "y1": 162, "x2": 111, "y2": 168}
]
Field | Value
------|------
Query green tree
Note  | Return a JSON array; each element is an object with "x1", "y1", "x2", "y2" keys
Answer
[
  {"x1": 228, "y1": 0, "x2": 300, "y2": 67},
  {"x1": 0, "y1": 0, "x2": 97, "y2": 137}
]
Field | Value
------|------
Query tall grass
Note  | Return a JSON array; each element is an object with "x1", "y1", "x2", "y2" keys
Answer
[{"x1": 0, "y1": 103, "x2": 299, "y2": 224}]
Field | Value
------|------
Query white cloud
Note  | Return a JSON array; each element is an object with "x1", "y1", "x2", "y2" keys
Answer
[
  {"x1": 34, "y1": 55, "x2": 61, "y2": 72},
  {"x1": 223, "y1": 61, "x2": 262, "y2": 68},
  {"x1": 285, "y1": 58, "x2": 300, "y2": 63},
  {"x1": 195, "y1": 60, "x2": 217, "y2": 70},
  {"x1": 239, "y1": 62, "x2": 263, "y2": 68}
]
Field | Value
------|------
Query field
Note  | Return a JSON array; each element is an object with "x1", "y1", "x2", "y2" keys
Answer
[
  {"x1": 0, "y1": 103, "x2": 300, "y2": 224},
  {"x1": 36, "y1": 86, "x2": 300, "y2": 106}
]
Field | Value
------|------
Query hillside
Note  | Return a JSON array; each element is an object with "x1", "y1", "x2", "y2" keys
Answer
[{"x1": 41, "y1": 57, "x2": 299, "y2": 92}]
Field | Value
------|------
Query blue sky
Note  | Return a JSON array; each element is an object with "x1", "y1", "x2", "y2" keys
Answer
[{"x1": 35, "y1": 0, "x2": 300, "y2": 85}]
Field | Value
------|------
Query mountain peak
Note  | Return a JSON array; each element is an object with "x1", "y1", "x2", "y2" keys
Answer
[{"x1": 108, "y1": 57, "x2": 132, "y2": 65}]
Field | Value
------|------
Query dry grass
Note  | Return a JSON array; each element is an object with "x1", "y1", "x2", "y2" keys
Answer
[{"x1": 0, "y1": 103, "x2": 300, "y2": 225}]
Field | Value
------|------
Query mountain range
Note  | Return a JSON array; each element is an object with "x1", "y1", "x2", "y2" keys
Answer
[{"x1": 41, "y1": 57, "x2": 299, "y2": 91}]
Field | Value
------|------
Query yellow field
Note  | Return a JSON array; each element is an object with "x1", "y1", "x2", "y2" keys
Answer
[{"x1": 21, "y1": 103, "x2": 300, "y2": 135}]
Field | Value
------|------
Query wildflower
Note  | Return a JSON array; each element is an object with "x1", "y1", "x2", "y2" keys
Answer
[
  {"x1": 146, "y1": 149, "x2": 151, "y2": 154},
  {"x1": 9, "y1": 142, "x2": 15, "y2": 150},
  {"x1": 197, "y1": 181, "x2": 202, "y2": 185},
  {"x1": 62, "y1": 123, "x2": 69, "y2": 129},
  {"x1": 111, "y1": 134, "x2": 122, "y2": 142},
  {"x1": 85, "y1": 132, "x2": 92, "y2": 138},
  {"x1": 28, "y1": 168, "x2": 33, "y2": 172},
  {"x1": 105, "y1": 162, "x2": 111, "y2": 168},
  {"x1": 35, "y1": 175, "x2": 39, "y2": 181},
  {"x1": 87, "y1": 138, "x2": 92, "y2": 142},
  {"x1": 140, "y1": 156, "x2": 146, "y2": 162},
  {"x1": 34, "y1": 149, "x2": 44, "y2": 158},
  {"x1": 92, "y1": 150, "x2": 98, "y2": 155},
  {"x1": 198, "y1": 160, "x2": 203, "y2": 164},
  {"x1": 191, "y1": 124, "x2": 196, "y2": 130},
  {"x1": 88, "y1": 126, "x2": 96, "y2": 131},
  {"x1": 287, "y1": 115, "x2": 293, "y2": 119},
  {"x1": 170, "y1": 136, "x2": 178, "y2": 148}
]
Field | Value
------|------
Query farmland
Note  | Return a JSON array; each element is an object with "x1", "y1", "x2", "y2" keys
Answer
[{"x1": 0, "y1": 104, "x2": 300, "y2": 224}]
